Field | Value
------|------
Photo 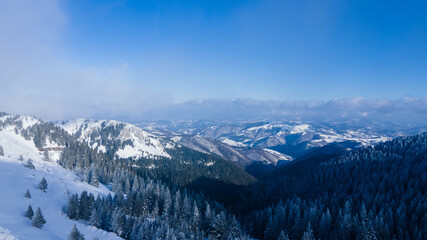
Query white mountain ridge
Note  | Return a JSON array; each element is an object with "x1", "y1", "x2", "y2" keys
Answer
[
  {"x1": 0, "y1": 114, "x2": 122, "y2": 240},
  {"x1": 58, "y1": 119, "x2": 291, "y2": 166},
  {"x1": 137, "y1": 120, "x2": 408, "y2": 159},
  {"x1": 58, "y1": 119, "x2": 176, "y2": 160},
  {"x1": 143, "y1": 127, "x2": 292, "y2": 166}
]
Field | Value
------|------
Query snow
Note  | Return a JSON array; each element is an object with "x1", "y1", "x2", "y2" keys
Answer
[
  {"x1": 171, "y1": 136, "x2": 182, "y2": 142},
  {"x1": 59, "y1": 119, "x2": 173, "y2": 160},
  {"x1": 204, "y1": 161, "x2": 215, "y2": 166},
  {"x1": 0, "y1": 227, "x2": 18, "y2": 240},
  {"x1": 116, "y1": 125, "x2": 171, "y2": 159},
  {"x1": 0, "y1": 130, "x2": 40, "y2": 160},
  {"x1": 0, "y1": 115, "x2": 40, "y2": 130},
  {"x1": 146, "y1": 164, "x2": 157, "y2": 169},
  {"x1": 18, "y1": 116, "x2": 40, "y2": 129},
  {"x1": 97, "y1": 145, "x2": 107, "y2": 153},
  {"x1": 220, "y1": 138, "x2": 247, "y2": 147},
  {"x1": 263, "y1": 148, "x2": 293, "y2": 161},
  {"x1": 309, "y1": 130, "x2": 391, "y2": 146},
  {"x1": 290, "y1": 124, "x2": 311, "y2": 134},
  {"x1": 0, "y1": 129, "x2": 122, "y2": 240}
]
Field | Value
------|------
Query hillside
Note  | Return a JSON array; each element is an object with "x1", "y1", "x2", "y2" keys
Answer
[
  {"x1": 237, "y1": 132, "x2": 427, "y2": 240},
  {"x1": 0, "y1": 115, "x2": 121, "y2": 239},
  {"x1": 58, "y1": 119, "x2": 175, "y2": 159}
]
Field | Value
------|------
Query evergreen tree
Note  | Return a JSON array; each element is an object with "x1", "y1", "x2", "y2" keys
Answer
[
  {"x1": 67, "y1": 194, "x2": 79, "y2": 220},
  {"x1": 90, "y1": 169, "x2": 99, "y2": 187},
  {"x1": 43, "y1": 150, "x2": 50, "y2": 161},
  {"x1": 89, "y1": 209, "x2": 101, "y2": 228},
  {"x1": 38, "y1": 177, "x2": 48, "y2": 192},
  {"x1": 0, "y1": 145, "x2": 3, "y2": 156},
  {"x1": 32, "y1": 207, "x2": 46, "y2": 228},
  {"x1": 68, "y1": 224, "x2": 85, "y2": 240},
  {"x1": 277, "y1": 230, "x2": 289, "y2": 240},
  {"x1": 25, "y1": 159, "x2": 35, "y2": 169},
  {"x1": 112, "y1": 209, "x2": 127, "y2": 237},
  {"x1": 25, "y1": 189, "x2": 31, "y2": 198},
  {"x1": 302, "y1": 223, "x2": 315, "y2": 240},
  {"x1": 25, "y1": 205, "x2": 34, "y2": 219}
]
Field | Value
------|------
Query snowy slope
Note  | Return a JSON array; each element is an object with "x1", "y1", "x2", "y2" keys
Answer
[
  {"x1": 0, "y1": 125, "x2": 122, "y2": 240},
  {"x1": 0, "y1": 114, "x2": 66, "y2": 162},
  {"x1": 58, "y1": 119, "x2": 175, "y2": 160}
]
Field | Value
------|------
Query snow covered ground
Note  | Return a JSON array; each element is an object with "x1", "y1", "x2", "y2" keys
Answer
[
  {"x1": 0, "y1": 127, "x2": 122, "y2": 240},
  {"x1": 58, "y1": 119, "x2": 174, "y2": 159}
]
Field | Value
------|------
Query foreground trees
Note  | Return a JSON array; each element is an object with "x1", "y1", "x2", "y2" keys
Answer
[{"x1": 32, "y1": 207, "x2": 46, "y2": 229}]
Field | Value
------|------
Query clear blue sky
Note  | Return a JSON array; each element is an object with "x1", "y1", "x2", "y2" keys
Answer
[
  {"x1": 0, "y1": 0, "x2": 426, "y2": 121},
  {"x1": 62, "y1": 0, "x2": 427, "y2": 100}
]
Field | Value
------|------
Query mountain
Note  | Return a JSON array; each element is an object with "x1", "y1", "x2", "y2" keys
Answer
[
  {"x1": 0, "y1": 113, "x2": 256, "y2": 191},
  {"x1": 0, "y1": 113, "x2": 121, "y2": 239},
  {"x1": 2, "y1": 112, "x2": 426, "y2": 240},
  {"x1": 56, "y1": 118, "x2": 256, "y2": 187},
  {"x1": 138, "y1": 119, "x2": 424, "y2": 159},
  {"x1": 146, "y1": 128, "x2": 292, "y2": 166},
  {"x1": 0, "y1": 113, "x2": 252, "y2": 239},
  {"x1": 58, "y1": 119, "x2": 292, "y2": 167},
  {"x1": 58, "y1": 119, "x2": 175, "y2": 160}
]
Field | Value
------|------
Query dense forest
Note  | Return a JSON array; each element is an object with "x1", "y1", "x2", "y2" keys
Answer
[{"x1": 238, "y1": 133, "x2": 427, "y2": 240}]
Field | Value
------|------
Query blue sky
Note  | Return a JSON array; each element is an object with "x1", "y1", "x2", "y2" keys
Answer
[
  {"x1": 0, "y1": 0, "x2": 426, "y2": 121},
  {"x1": 62, "y1": 0, "x2": 427, "y2": 100}
]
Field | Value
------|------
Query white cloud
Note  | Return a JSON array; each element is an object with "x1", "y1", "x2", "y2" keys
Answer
[
  {"x1": 144, "y1": 97, "x2": 427, "y2": 126},
  {"x1": 0, "y1": 0, "x2": 163, "y2": 121}
]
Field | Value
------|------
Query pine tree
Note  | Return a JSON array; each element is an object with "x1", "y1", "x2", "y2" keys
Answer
[
  {"x1": 32, "y1": 207, "x2": 46, "y2": 228},
  {"x1": 278, "y1": 230, "x2": 289, "y2": 240},
  {"x1": 25, "y1": 205, "x2": 34, "y2": 219},
  {"x1": 43, "y1": 150, "x2": 50, "y2": 161},
  {"x1": 38, "y1": 177, "x2": 48, "y2": 192},
  {"x1": 112, "y1": 209, "x2": 127, "y2": 237},
  {"x1": 302, "y1": 222, "x2": 315, "y2": 240},
  {"x1": 90, "y1": 169, "x2": 99, "y2": 187},
  {"x1": 0, "y1": 145, "x2": 3, "y2": 156},
  {"x1": 25, "y1": 159, "x2": 35, "y2": 169},
  {"x1": 67, "y1": 194, "x2": 79, "y2": 220},
  {"x1": 68, "y1": 224, "x2": 85, "y2": 240},
  {"x1": 25, "y1": 189, "x2": 31, "y2": 198},
  {"x1": 89, "y1": 209, "x2": 101, "y2": 228}
]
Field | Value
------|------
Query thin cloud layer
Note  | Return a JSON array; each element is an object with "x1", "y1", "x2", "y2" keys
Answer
[
  {"x1": 0, "y1": 0, "x2": 165, "y2": 121},
  {"x1": 145, "y1": 98, "x2": 427, "y2": 126}
]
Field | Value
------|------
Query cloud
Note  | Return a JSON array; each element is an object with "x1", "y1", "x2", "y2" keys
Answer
[
  {"x1": 0, "y1": 1, "x2": 425, "y2": 126},
  {"x1": 0, "y1": 0, "x2": 166, "y2": 121},
  {"x1": 144, "y1": 97, "x2": 427, "y2": 126}
]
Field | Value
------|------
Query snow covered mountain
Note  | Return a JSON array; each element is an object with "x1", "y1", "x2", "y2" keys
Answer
[
  {"x1": 138, "y1": 120, "x2": 423, "y2": 159},
  {"x1": 147, "y1": 128, "x2": 292, "y2": 166},
  {"x1": 0, "y1": 113, "x2": 121, "y2": 239},
  {"x1": 58, "y1": 119, "x2": 176, "y2": 160},
  {"x1": 0, "y1": 113, "x2": 70, "y2": 162},
  {"x1": 58, "y1": 119, "x2": 291, "y2": 166}
]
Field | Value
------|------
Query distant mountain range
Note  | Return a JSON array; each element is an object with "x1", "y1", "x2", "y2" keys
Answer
[
  {"x1": 137, "y1": 119, "x2": 426, "y2": 161},
  {"x1": 3, "y1": 112, "x2": 424, "y2": 169}
]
